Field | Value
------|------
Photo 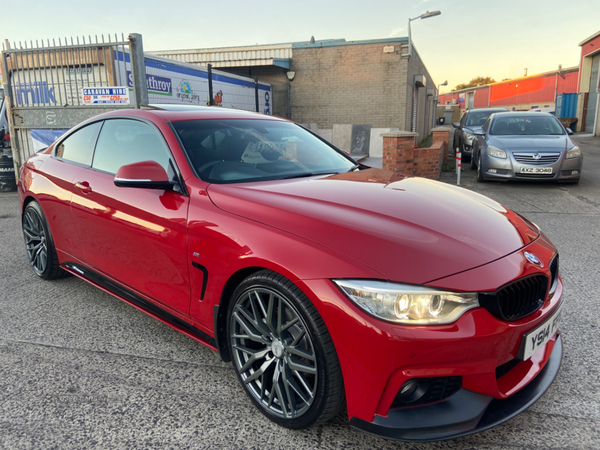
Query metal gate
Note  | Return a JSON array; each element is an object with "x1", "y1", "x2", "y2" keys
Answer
[{"x1": 1, "y1": 33, "x2": 148, "y2": 177}]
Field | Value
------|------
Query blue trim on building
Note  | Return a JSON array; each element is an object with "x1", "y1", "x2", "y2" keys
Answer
[
  {"x1": 292, "y1": 37, "x2": 408, "y2": 49},
  {"x1": 273, "y1": 58, "x2": 290, "y2": 69}
]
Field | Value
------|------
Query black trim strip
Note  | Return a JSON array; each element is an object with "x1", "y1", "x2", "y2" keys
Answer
[
  {"x1": 191, "y1": 261, "x2": 209, "y2": 300},
  {"x1": 61, "y1": 262, "x2": 216, "y2": 348}
]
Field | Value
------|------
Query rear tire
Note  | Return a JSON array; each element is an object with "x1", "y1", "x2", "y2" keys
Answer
[
  {"x1": 227, "y1": 270, "x2": 344, "y2": 429},
  {"x1": 22, "y1": 201, "x2": 65, "y2": 280}
]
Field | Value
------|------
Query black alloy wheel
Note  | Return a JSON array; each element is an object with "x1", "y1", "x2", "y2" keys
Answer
[
  {"x1": 227, "y1": 270, "x2": 344, "y2": 429},
  {"x1": 22, "y1": 201, "x2": 64, "y2": 279}
]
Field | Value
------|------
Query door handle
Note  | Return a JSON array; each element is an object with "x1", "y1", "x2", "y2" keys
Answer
[{"x1": 75, "y1": 181, "x2": 92, "y2": 194}]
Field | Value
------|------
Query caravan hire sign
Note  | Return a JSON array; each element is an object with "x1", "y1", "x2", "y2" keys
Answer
[{"x1": 82, "y1": 87, "x2": 130, "y2": 105}]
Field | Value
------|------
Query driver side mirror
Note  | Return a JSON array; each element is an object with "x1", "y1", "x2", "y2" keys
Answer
[
  {"x1": 452, "y1": 122, "x2": 461, "y2": 128},
  {"x1": 114, "y1": 160, "x2": 175, "y2": 190}
]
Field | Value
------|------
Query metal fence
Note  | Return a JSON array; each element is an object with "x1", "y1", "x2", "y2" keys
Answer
[{"x1": 1, "y1": 33, "x2": 147, "y2": 172}]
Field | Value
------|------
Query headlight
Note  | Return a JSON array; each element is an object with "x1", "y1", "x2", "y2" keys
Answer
[
  {"x1": 566, "y1": 146, "x2": 581, "y2": 159},
  {"x1": 464, "y1": 132, "x2": 475, "y2": 141},
  {"x1": 487, "y1": 145, "x2": 507, "y2": 159},
  {"x1": 333, "y1": 279, "x2": 479, "y2": 325}
]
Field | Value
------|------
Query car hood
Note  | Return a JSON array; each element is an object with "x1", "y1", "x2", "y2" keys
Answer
[
  {"x1": 489, "y1": 135, "x2": 571, "y2": 150},
  {"x1": 207, "y1": 169, "x2": 539, "y2": 284}
]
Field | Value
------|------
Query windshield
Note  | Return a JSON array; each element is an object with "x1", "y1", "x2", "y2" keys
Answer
[
  {"x1": 490, "y1": 115, "x2": 565, "y2": 136},
  {"x1": 173, "y1": 119, "x2": 355, "y2": 183},
  {"x1": 465, "y1": 110, "x2": 501, "y2": 127}
]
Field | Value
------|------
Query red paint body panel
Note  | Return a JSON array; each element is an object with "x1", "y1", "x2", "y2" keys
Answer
[
  {"x1": 18, "y1": 107, "x2": 564, "y2": 438},
  {"x1": 70, "y1": 167, "x2": 191, "y2": 314},
  {"x1": 208, "y1": 172, "x2": 538, "y2": 284}
]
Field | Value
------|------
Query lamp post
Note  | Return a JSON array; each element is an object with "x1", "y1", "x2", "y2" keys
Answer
[
  {"x1": 435, "y1": 80, "x2": 448, "y2": 127},
  {"x1": 407, "y1": 10, "x2": 441, "y2": 58},
  {"x1": 286, "y1": 71, "x2": 296, "y2": 120},
  {"x1": 437, "y1": 80, "x2": 448, "y2": 95}
]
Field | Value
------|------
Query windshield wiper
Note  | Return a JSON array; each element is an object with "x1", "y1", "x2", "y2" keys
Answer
[{"x1": 283, "y1": 171, "x2": 338, "y2": 179}]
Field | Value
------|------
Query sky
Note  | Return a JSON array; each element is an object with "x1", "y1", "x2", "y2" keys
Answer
[{"x1": 2, "y1": 0, "x2": 599, "y2": 94}]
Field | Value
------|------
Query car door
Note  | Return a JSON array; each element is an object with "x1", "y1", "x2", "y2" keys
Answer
[
  {"x1": 70, "y1": 118, "x2": 191, "y2": 315},
  {"x1": 42, "y1": 122, "x2": 103, "y2": 261}
]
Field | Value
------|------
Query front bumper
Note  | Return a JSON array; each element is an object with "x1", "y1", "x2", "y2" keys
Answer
[
  {"x1": 482, "y1": 151, "x2": 582, "y2": 181},
  {"x1": 350, "y1": 335, "x2": 562, "y2": 442},
  {"x1": 299, "y1": 238, "x2": 562, "y2": 441}
]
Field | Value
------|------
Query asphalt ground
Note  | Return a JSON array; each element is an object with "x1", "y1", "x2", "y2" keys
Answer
[{"x1": 0, "y1": 134, "x2": 599, "y2": 449}]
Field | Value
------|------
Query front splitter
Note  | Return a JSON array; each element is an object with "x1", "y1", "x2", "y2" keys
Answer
[{"x1": 350, "y1": 335, "x2": 563, "y2": 442}]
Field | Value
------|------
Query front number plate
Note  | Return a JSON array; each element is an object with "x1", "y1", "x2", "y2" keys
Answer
[
  {"x1": 520, "y1": 167, "x2": 553, "y2": 174},
  {"x1": 519, "y1": 304, "x2": 562, "y2": 360}
]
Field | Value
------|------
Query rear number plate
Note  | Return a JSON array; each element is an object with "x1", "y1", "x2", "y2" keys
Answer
[
  {"x1": 520, "y1": 167, "x2": 553, "y2": 174},
  {"x1": 519, "y1": 304, "x2": 562, "y2": 360}
]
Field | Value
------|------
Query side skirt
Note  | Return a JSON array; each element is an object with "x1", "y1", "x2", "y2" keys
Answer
[{"x1": 61, "y1": 262, "x2": 217, "y2": 350}]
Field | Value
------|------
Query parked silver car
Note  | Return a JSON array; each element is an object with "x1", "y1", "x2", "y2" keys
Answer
[
  {"x1": 452, "y1": 108, "x2": 508, "y2": 162},
  {"x1": 472, "y1": 112, "x2": 582, "y2": 183}
]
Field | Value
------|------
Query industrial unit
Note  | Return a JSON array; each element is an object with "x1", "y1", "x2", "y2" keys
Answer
[{"x1": 150, "y1": 37, "x2": 438, "y2": 143}]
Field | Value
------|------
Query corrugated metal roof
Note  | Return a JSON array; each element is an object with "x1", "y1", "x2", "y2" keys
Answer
[{"x1": 149, "y1": 37, "x2": 409, "y2": 68}]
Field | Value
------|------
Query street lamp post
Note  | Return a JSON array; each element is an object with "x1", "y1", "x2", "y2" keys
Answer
[{"x1": 407, "y1": 10, "x2": 441, "y2": 58}]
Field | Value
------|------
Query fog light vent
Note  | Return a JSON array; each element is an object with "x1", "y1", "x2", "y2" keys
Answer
[
  {"x1": 391, "y1": 376, "x2": 462, "y2": 408},
  {"x1": 495, "y1": 358, "x2": 520, "y2": 379}
]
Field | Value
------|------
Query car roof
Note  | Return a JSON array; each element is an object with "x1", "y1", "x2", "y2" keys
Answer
[
  {"x1": 94, "y1": 105, "x2": 288, "y2": 123},
  {"x1": 468, "y1": 108, "x2": 509, "y2": 113},
  {"x1": 490, "y1": 111, "x2": 557, "y2": 118}
]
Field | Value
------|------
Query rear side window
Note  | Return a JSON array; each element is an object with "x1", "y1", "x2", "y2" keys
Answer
[
  {"x1": 55, "y1": 122, "x2": 102, "y2": 166},
  {"x1": 92, "y1": 119, "x2": 172, "y2": 174}
]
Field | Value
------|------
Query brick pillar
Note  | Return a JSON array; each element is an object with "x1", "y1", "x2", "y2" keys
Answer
[
  {"x1": 431, "y1": 127, "x2": 450, "y2": 165},
  {"x1": 381, "y1": 131, "x2": 418, "y2": 174}
]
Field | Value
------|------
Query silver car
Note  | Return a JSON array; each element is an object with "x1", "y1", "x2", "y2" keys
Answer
[{"x1": 472, "y1": 112, "x2": 582, "y2": 183}]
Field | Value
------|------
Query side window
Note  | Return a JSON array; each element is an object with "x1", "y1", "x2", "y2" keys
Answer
[
  {"x1": 55, "y1": 122, "x2": 102, "y2": 166},
  {"x1": 92, "y1": 119, "x2": 172, "y2": 175}
]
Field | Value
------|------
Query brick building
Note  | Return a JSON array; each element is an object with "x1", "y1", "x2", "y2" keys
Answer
[{"x1": 150, "y1": 38, "x2": 437, "y2": 146}]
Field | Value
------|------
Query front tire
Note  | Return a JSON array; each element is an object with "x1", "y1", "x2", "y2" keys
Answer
[
  {"x1": 476, "y1": 152, "x2": 485, "y2": 182},
  {"x1": 227, "y1": 270, "x2": 344, "y2": 429},
  {"x1": 22, "y1": 201, "x2": 65, "y2": 280}
]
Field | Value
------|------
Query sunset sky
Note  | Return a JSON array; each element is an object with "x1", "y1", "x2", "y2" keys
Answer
[{"x1": 2, "y1": 0, "x2": 599, "y2": 92}]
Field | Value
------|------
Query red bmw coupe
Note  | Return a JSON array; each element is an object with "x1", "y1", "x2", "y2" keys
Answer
[{"x1": 18, "y1": 106, "x2": 563, "y2": 441}]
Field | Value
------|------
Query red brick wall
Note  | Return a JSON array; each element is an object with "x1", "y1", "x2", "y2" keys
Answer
[{"x1": 382, "y1": 131, "x2": 446, "y2": 179}]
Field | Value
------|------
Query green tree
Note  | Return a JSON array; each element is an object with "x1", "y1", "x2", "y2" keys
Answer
[{"x1": 452, "y1": 76, "x2": 496, "y2": 91}]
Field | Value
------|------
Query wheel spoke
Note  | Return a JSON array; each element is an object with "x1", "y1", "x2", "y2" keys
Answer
[
  {"x1": 289, "y1": 329, "x2": 306, "y2": 347},
  {"x1": 243, "y1": 357, "x2": 275, "y2": 385},
  {"x1": 233, "y1": 345, "x2": 269, "y2": 373},
  {"x1": 235, "y1": 302, "x2": 270, "y2": 338},
  {"x1": 233, "y1": 312, "x2": 270, "y2": 345},
  {"x1": 265, "y1": 293, "x2": 276, "y2": 335},
  {"x1": 293, "y1": 369, "x2": 314, "y2": 399},
  {"x1": 285, "y1": 354, "x2": 317, "y2": 375},
  {"x1": 282, "y1": 362, "x2": 310, "y2": 407},
  {"x1": 281, "y1": 317, "x2": 299, "y2": 333},
  {"x1": 286, "y1": 345, "x2": 315, "y2": 362}
]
